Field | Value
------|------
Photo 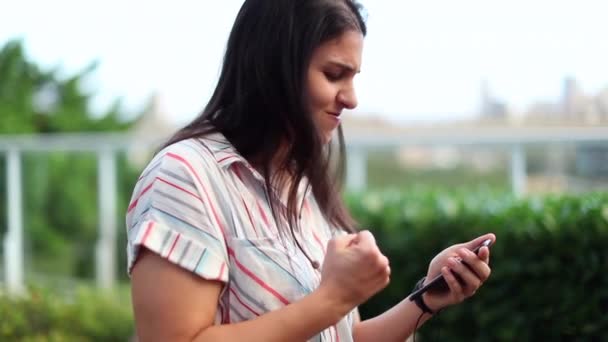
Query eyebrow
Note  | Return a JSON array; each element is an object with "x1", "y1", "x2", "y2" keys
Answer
[{"x1": 327, "y1": 61, "x2": 360, "y2": 74}]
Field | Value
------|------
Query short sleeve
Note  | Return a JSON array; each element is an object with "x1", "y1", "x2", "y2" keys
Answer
[{"x1": 125, "y1": 142, "x2": 229, "y2": 284}]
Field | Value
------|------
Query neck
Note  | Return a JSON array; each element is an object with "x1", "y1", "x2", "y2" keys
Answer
[{"x1": 250, "y1": 142, "x2": 296, "y2": 202}]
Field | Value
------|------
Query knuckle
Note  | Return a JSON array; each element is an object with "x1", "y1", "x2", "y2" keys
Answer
[
  {"x1": 378, "y1": 254, "x2": 389, "y2": 267},
  {"x1": 360, "y1": 230, "x2": 376, "y2": 243},
  {"x1": 364, "y1": 247, "x2": 377, "y2": 258}
]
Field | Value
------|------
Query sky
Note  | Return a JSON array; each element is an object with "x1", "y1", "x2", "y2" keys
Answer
[{"x1": 1, "y1": 0, "x2": 607, "y2": 125}]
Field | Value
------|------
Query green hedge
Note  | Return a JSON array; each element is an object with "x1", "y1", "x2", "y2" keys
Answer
[
  {"x1": 0, "y1": 286, "x2": 133, "y2": 341},
  {"x1": 1, "y1": 190, "x2": 607, "y2": 340},
  {"x1": 348, "y1": 189, "x2": 608, "y2": 341}
]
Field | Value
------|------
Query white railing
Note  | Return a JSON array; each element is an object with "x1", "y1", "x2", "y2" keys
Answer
[
  {"x1": 2, "y1": 126, "x2": 608, "y2": 295},
  {"x1": 343, "y1": 125, "x2": 608, "y2": 195}
]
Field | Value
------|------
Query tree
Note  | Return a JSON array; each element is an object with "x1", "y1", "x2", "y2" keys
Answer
[{"x1": 0, "y1": 39, "x2": 139, "y2": 279}]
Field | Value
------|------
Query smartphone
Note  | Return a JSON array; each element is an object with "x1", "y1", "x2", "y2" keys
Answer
[{"x1": 409, "y1": 238, "x2": 493, "y2": 300}]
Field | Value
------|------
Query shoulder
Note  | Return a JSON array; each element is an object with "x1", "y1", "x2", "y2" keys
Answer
[
  {"x1": 141, "y1": 138, "x2": 221, "y2": 183},
  {"x1": 158, "y1": 138, "x2": 216, "y2": 167}
]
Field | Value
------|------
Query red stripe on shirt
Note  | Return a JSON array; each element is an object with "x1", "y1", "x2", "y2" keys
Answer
[
  {"x1": 141, "y1": 221, "x2": 154, "y2": 245},
  {"x1": 304, "y1": 198, "x2": 311, "y2": 215},
  {"x1": 127, "y1": 179, "x2": 156, "y2": 213},
  {"x1": 233, "y1": 166, "x2": 259, "y2": 237},
  {"x1": 218, "y1": 155, "x2": 238, "y2": 163},
  {"x1": 232, "y1": 164, "x2": 243, "y2": 181},
  {"x1": 166, "y1": 152, "x2": 227, "y2": 237},
  {"x1": 167, "y1": 234, "x2": 180, "y2": 258},
  {"x1": 257, "y1": 201, "x2": 271, "y2": 227},
  {"x1": 312, "y1": 230, "x2": 326, "y2": 253},
  {"x1": 156, "y1": 176, "x2": 204, "y2": 203},
  {"x1": 229, "y1": 287, "x2": 260, "y2": 316},
  {"x1": 242, "y1": 199, "x2": 259, "y2": 237},
  {"x1": 218, "y1": 262, "x2": 226, "y2": 280},
  {"x1": 227, "y1": 247, "x2": 290, "y2": 305}
]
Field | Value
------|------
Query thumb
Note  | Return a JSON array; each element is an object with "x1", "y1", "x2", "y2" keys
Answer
[
  {"x1": 464, "y1": 233, "x2": 496, "y2": 250},
  {"x1": 348, "y1": 230, "x2": 376, "y2": 248},
  {"x1": 330, "y1": 233, "x2": 359, "y2": 250}
]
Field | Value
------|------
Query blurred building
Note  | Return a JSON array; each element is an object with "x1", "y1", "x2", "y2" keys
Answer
[
  {"x1": 479, "y1": 80, "x2": 509, "y2": 122},
  {"x1": 128, "y1": 92, "x2": 178, "y2": 166},
  {"x1": 526, "y1": 76, "x2": 608, "y2": 124},
  {"x1": 341, "y1": 115, "x2": 504, "y2": 173}
]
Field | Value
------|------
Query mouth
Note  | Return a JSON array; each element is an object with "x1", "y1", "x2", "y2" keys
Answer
[{"x1": 326, "y1": 111, "x2": 341, "y2": 117}]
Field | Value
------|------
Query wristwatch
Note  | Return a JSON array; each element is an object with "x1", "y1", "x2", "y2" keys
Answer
[{"x1": 410, "y1": 277, "x2": 436, "y2": 315}]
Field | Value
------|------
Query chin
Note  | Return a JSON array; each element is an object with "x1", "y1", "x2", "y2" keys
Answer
[
  {"x1": 321, "y1": 132, "x2": 334, "y2": 145},
  {"x1": 316, "y1": 128, "x2": 336, "y2": 145}
]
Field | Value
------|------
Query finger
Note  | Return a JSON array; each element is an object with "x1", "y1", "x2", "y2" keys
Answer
[
  {"x1": 370, "y1": 254, "x2": 390, "y2": 279},
  {"x1": 382, "y1": 272, "x2": 391, "y2": 287},
  {"x1": 330, "y1": 233, "x2": 359, "y2": 250},
  {"x1": 378, "y1": 254, "x2": 390, "y2": 268},
  {"x1": 447, "y1": 257, "x2": 481, "y2": 295},
  {"x1": 376, "y1": 265, "x2": 391, "y2": 285},
  {"x1": 456, "y1": 248, "x2": 492, "y2": 282},
  {"x1": 477, "y1": 246, "x2": 491, "y2": 263},
  {"x1": 457, "y1": 247, "x2": 488, "y2": 267},
  {"x1": 354, "y1": 230, "x2": 377, "y2": 249},
  {"x1": 442, "y1": 266, "x2": 465, "y2": 301}
]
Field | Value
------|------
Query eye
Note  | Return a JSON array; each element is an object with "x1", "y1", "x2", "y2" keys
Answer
[{"x1": 324, "y1": 71, "x2": 343, "y2": 81}]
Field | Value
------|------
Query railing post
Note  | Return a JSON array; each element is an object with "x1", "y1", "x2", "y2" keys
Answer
[
  {"x1": 346, "y1": 147, "x2": 367, "y2": 192},
  {"x1": 3, "y1": 149, "x2": 25, "y2": 295},
  {"x1": 96, "y1": 148, "x2": 117, "y2": 290},
  {"x1": 510, "y1": 144, "x2": 526, "y2": 198}
]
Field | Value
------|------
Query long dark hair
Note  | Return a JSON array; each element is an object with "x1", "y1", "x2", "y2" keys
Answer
[{"x1": 164, "y1": 0, "x2": 366, "y2": 235}]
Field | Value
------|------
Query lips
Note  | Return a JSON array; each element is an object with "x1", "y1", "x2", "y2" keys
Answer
[{"x1": 325, "y1": 111, "x2": 341, "y2": 126}]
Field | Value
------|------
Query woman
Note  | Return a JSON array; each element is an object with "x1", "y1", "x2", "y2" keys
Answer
[{"x1": 126, "y1": 0, "x2": 495, "y2": 341}]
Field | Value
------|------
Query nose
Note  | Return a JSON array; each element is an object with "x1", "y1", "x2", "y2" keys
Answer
[{"x1": 337, "y1": 87, "x2": 358, "y2": 110}]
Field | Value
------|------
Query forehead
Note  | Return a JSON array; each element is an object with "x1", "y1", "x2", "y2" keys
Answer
[{"x1": 310, "y1": 30, "x2": 364, "y2": 69}]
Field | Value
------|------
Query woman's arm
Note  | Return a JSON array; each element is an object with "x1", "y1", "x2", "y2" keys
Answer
[
  {"x1": 132, "y1": 249, "x2": 348, "y2": 342},
  {"x1": 132, "y1": 230, "x2": 390, "y2": 342},
  {"x1": 352, "y1": 290, "x2": 434, "y2": 341},
  {"x1": 353, "y1": 233, "x2": 495, "y2": 342}
]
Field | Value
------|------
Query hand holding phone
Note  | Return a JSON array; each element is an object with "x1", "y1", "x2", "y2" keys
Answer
[{"x1": 409, "y1": 238, "x2": 493, "y2": 300}]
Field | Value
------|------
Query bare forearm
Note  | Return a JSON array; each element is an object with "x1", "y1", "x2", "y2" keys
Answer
[
  {"x1": 352, "y1": 296, "x2": 433, "y2": 342},
  {"x1": 194, "y1": 287, "x2": 347, "y2": 342}
]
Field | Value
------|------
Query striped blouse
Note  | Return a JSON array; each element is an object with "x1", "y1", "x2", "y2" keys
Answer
[{"x1": 126, "y1": 132, "x2": 356, "y2": 341}]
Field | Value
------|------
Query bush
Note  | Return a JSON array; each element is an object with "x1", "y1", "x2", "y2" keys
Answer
[
  {"x1": 348, "y1": 189, "x2": 608, "y2": 341},
  {"x1": 2, "y1": 189, "x2": 607, "y2": 341},
  {"x1": 0, "y1": 286, "x2": 133, "y2": 341}
]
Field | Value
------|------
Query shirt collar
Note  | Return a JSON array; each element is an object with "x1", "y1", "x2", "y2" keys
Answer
[{"x1": 198, "y1": 131, "x2": 312, "y2": 208}]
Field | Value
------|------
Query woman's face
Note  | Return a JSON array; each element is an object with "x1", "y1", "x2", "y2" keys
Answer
[{"x1": 306, "y1": 30, "x2": 363, "y2": 144}]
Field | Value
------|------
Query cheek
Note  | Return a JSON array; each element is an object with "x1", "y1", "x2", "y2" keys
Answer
[{"x1": 307, "y1": 74, "x2": 334, "y2": 110}]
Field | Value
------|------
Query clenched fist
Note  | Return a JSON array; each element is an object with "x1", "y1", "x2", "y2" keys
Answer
[{"x1": 319, "y1": 230, "x2": 391, "y2": 312}]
